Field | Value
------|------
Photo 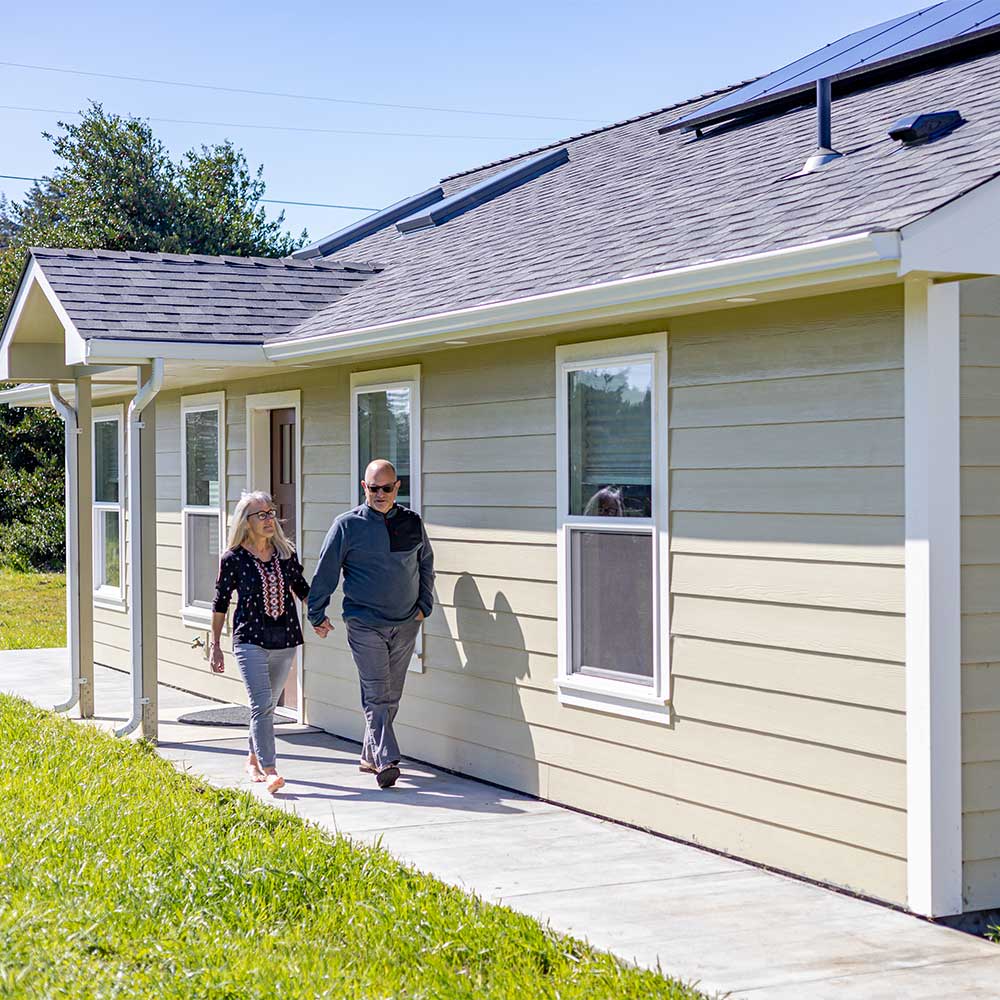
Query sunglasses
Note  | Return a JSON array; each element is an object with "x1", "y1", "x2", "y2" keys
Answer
[
  {"x1": 248, "y1": 509, "x2": 278, "y2": 521},
  {"x1": 365, "y1": 482, "x2": 398, "y2": 495}
]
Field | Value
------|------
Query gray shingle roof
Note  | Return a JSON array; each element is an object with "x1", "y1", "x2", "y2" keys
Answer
[
  {"x1": 282, "y1": 45, "x2": 1000, "y2": 343},
  {"x1": 29, "y1": 248, "x2": 381, "y2": 343}
]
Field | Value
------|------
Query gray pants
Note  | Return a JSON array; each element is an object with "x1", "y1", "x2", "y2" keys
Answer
[
  {"x1": 233, "y1": 643, "x2": 296, "y2": 769},
  {"x1": 346, "y1": 619, "x2": 420, "y2": 770}
]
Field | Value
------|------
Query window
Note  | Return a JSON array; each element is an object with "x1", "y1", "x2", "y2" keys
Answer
[
  {"x1": 93, "y1": 406, "x2": 125, "y2": 607},
  {"x1": 351, "y1": 365, "x2": 423, "y2": 672},
  {"x1": 351, "y1": 367, "x2": 421, "y2": 513},
  {"x1": 181, "y1": 392, "x2": 225, "y2": 626},
  {"x1": 556, "y1": 334, "x2": 670, "y2": 722}
]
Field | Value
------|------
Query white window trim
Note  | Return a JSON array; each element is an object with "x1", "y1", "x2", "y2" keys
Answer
[
  {"x1": 180, "y1": 391, "x2": 226, "y2": 629},
  {"x1": 555, "y1": 332, "x2": 671, "y2": 723},
  {"x1": 350, "y1": 365, "x2": 424, "y2": 672},
  {"x1": 245, "y1": 389, "x2": 304, "y2": 721},
  {"x1": 92, "y1": 404, "x2": 126, "y2": 610}
]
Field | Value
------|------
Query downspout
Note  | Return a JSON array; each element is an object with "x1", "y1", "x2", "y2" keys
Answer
[
  {"x1": 115, "y1": 359, "x2": 165, "y2": 738},
  {"x1": 48, "y1": 384, "x2": 83, "y2": 713}
]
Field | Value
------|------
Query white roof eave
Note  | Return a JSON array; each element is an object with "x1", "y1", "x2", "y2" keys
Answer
[{"x1": 264, "y1": 230, "x2": 905, "y2": 364}]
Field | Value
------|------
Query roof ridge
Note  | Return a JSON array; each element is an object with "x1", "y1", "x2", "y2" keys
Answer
[{"x1": 438, "y1": 76, "x2": 761, "y2": 183}]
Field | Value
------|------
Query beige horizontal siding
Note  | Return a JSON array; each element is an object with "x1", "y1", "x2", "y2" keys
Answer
[
  {"x1": 960, "y1": 277, "x2": 1000, "y2": 911},
  {"x1": 672, "y1": 511, "x2": 903, "y2": 564},
  {"x1": 671, "y1": 553, "x2": 904, "y2": 613},
  {"x1": 671, "y1": 419, "x2": 903, "y2": 470},
  {"x1": 139, "y1": 288, "x2": 910, "y2": 906},
  {"x1": 672, "y1": 467, "x2": 902, "y2": 516},
  {"x1": 670, "y1": 369, "x2": 903, "y2": 428}
]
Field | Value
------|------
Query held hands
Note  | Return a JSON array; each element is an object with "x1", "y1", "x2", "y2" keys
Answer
[
  {"x1": 209, "y1": 642, "x2": 225, "y2": 674},
  {"x1": 313, "y1": 617, "x2": 334, "y2": 639}
]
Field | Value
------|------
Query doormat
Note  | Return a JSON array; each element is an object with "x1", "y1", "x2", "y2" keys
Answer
[{"x1": 176, "y1": 706, "x2": 296, "y2": 727}]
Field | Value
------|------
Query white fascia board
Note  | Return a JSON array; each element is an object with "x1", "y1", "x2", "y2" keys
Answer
[
  {"x1": 266, "y1": 231, "x2": 902, "y2": 363},
  {"x1": 901, "y1": 176, "x2": 1000, "y2": 277},
  {"x1": 82, "y1": 339, "x2": 269, "y2": 365}
]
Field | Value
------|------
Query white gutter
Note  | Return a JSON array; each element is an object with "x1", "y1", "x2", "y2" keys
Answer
[
  {"x1": 0, "y1": 383, "x2": 71, "y2": 408},
  {"x1": 76, "y1": 338, "x2": 268, "y2": 366},
  {"x1": 47, "y1": 385, "x2": 83, "y2": 714},
  {"x1": 115, "y1": 360, "x2": 165, "y2": 739},
  {"x1": 266, "y1": 230, "x2": 903, "y2": 362},
  {"x1": 0, "y1": 382, "x2": 153, "y2": 409}
]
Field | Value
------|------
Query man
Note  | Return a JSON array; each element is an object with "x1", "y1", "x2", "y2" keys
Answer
[{"x1": 308, "y1": 459, "x2": 435, "y2": 789}]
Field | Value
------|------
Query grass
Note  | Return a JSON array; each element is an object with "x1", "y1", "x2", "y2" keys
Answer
[
  {"x1": 0, "y1": 696, "x2": 709, "y2": 1000},
  {"x1": 0, "y1": 569, "x2": 66, "y2": 649}
]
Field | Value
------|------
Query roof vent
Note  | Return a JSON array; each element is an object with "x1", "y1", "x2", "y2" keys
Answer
[
  {"x1": 396, "y1": 148, "x2": 569, "y2": 233},
  {"x1": 800, "y1": 78, "x2": 843, "y2": 174},
  {"x1": 888, "y1": 109, "x2": 964, "y2": 145}
]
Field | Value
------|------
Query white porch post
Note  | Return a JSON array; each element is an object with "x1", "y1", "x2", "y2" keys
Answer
[
  {"x1": 904, "y1": 276, "x2": 963, "y2": 916},
  {"x1": 138, "y1": 364, "x2": 159, "y2": 741},
  {"x1": 76, "y1": 377, "x2": 95, "y2": 718}
]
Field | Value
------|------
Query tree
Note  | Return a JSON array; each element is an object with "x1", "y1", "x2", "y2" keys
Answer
[{"x1": 0, "y1": 104, "x2": 306, "y2": 569}]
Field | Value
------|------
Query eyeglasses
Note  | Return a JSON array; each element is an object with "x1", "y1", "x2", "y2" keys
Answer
[
  {"x1": 248, "y1": 509, "x2": 278, "y2": 521},
  {"x1": 365, "y1": 482, "x2": 398, "y2": 495}
]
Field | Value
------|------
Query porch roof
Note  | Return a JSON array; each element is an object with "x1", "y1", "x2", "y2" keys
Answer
[{"x1": 8, "y1": 248, "x2": 382, "y2": 346}]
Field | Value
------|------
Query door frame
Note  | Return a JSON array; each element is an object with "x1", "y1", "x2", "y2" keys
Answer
[{"x1": 245, "y1": 389, "x2": 304, "y2": 721}]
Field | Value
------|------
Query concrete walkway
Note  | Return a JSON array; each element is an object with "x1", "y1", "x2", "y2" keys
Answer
[{"x1": 4, "y1": 648, "x2": 1000, "y2": 999}]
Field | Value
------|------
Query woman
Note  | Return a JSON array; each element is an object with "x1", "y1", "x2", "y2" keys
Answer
[{"x1": 210, "y1": 491, "x2": 310, "y2": 794}]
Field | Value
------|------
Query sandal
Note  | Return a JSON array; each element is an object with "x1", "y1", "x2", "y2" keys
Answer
[{"x1": 265, "y1": 773, "x2": 285, "y2": 794}]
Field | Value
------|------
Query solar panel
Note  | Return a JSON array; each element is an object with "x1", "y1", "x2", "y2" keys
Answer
[{"x1": 664, "y1": 0, "x2": 1000, "y2": 132}]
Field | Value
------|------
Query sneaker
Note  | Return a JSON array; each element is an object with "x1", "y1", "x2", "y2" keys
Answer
[{"x1": 376, "y1": 764, "x2": 400, "y2": 789}]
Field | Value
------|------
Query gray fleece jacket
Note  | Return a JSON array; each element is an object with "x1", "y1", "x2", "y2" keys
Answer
[{"x1": 307, "y1": 503, "x2": 435, "y2": 628}]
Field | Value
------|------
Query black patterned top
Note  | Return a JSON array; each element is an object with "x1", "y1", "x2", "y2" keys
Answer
[{"x1": 212, "y1": 546, "x2": 310, "y2": 649}]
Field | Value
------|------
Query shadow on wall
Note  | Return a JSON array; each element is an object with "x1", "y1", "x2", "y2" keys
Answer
[{"x1": 421, "y1": 571, "x2": 540, "y2": 795}]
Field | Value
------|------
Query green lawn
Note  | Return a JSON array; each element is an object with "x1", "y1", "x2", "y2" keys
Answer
[
  {"x1": 0, "y1": 696, "x2": 709, "y2": 1000},
  {"x1": 0, "y1": 569, "x2": 66, "y2": 649}
]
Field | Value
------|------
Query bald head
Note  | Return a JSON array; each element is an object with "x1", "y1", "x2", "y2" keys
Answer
[
  {"x1": 362, "y1": 459, "x2": 400, "y2": 512},
  {"x1": 364, "y1": 459, "x2": 397, "y2": 482}
]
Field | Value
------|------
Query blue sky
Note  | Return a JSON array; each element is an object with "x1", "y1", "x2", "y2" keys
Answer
[{"x1": 2, "y1": 0, "x2": 922, "y2": 244}]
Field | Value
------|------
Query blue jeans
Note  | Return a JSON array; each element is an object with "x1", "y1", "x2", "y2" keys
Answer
[{"x1": 233, "y1": 643, "x2": 296, "y2": 769}]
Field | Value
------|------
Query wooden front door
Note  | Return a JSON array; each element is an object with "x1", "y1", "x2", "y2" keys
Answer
[
  {"x1": 270, "y1": 407, "x2": 298, "y2": 710},
  {"x1": 270, "y1": 408, "x2": 297, "y2": 541}
]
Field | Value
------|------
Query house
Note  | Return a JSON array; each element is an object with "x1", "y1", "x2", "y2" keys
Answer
[{"x1": 4, "y1": 2, "x2": 1000, "y2": 921}]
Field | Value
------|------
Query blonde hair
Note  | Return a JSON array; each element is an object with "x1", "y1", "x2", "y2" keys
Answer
[{"x1": 227, "y1": 491, "x2": 294, "y2": 559}]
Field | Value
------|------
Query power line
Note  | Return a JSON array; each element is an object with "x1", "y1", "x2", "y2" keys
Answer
[
  {"x1": 0, "y1": 173, "x2": 376, "y2": 212},
  {"x1": 0, "y1": 103, "x2": 551, "y2": 142},
  {"x1": 262, "y1": 198, "x2": 373, "y2": 211},
  {"x1": 0, "y1": 59, "x2": 602, "y2": 125}
]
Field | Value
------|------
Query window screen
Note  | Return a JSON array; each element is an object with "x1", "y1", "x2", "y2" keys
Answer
[{"x1": 570, "y1": 530, "x2": 654, "y2": 683}]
